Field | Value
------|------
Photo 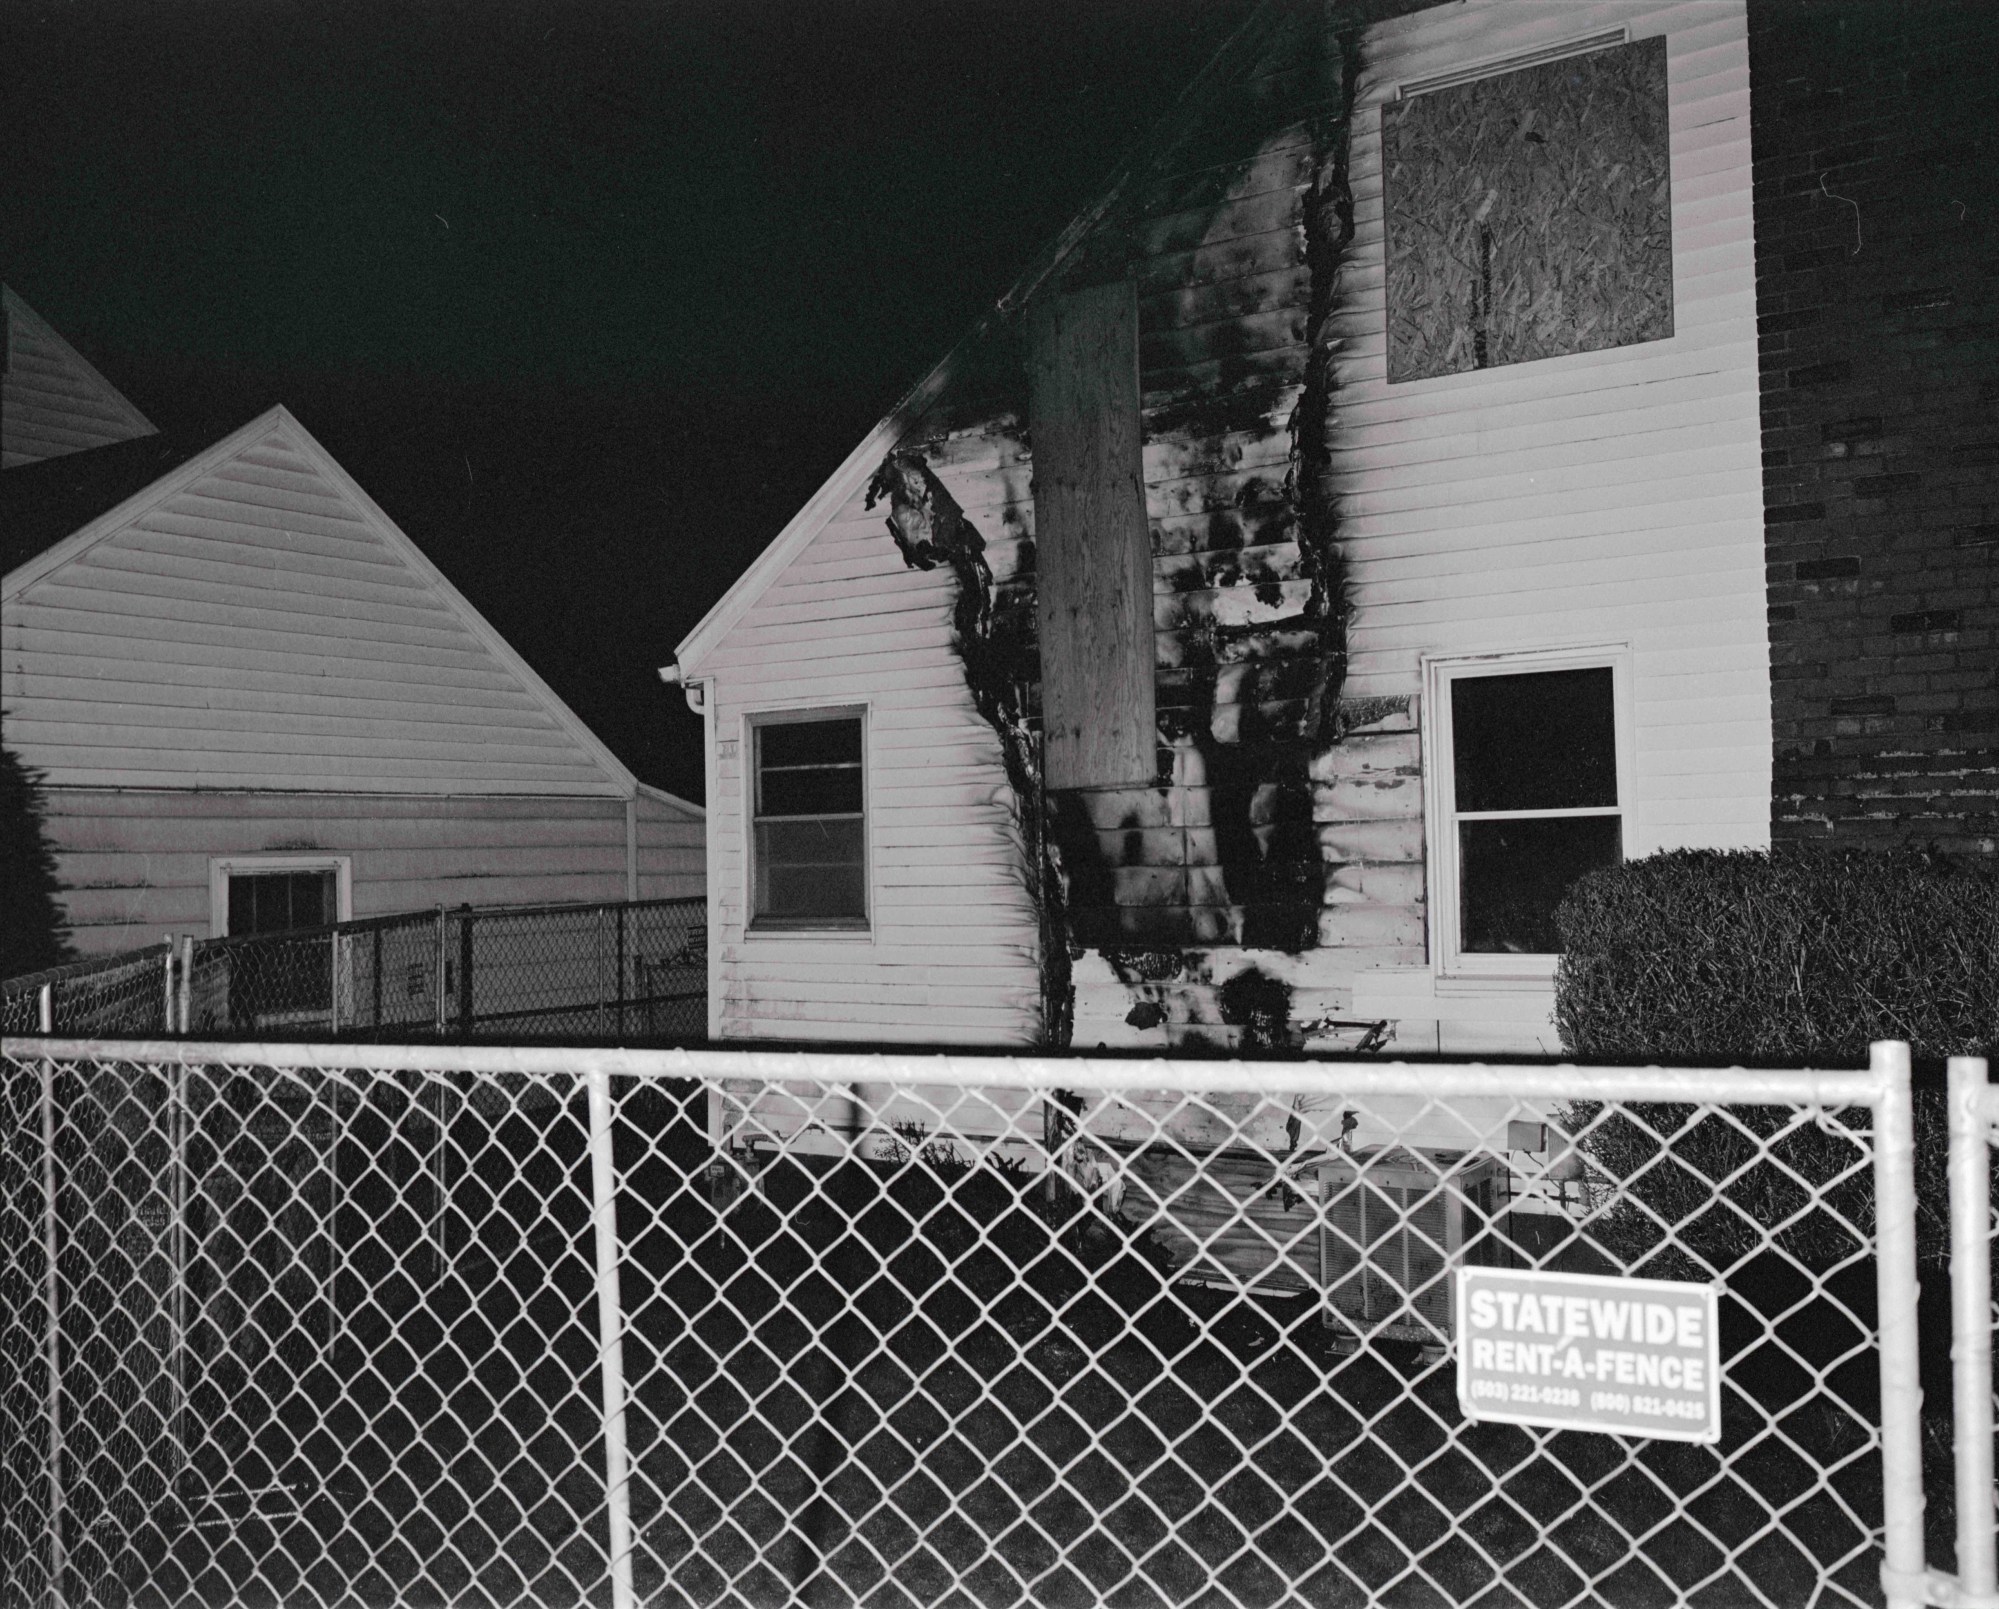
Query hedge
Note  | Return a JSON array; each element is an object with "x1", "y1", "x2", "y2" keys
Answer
[{"x1": 1553, "y1": 847, "x2": 1999, "y2": 1066}]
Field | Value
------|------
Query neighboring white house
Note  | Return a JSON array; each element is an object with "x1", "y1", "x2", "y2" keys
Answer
[
  {"x1": 668, "y1": 0, "x2": 1766, "y2": 1061},
  {"x1": 2, "y1": 286, "x2": 159, "y2": 470},
  {"x1": 4, "y1": 402, "x2": 702, "y2": 954}
]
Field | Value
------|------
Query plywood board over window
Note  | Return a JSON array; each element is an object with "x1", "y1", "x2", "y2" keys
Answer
[
  {"x1": 1382, "y1": 35, "x2": 1672, "y2": 383},
  {"x1": 1027, "y1": 279, "x2": 1155, "y2": 790}
]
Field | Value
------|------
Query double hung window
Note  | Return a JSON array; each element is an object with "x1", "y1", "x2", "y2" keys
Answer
[
  {"x1": 1429, "y1": 658, "x2": 1623, "y2": 974},
  {"x1": 750, "y1": 711, "x2": 868, "y2": 930}
]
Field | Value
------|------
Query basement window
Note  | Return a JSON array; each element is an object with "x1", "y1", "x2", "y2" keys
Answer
[
  {"x1": 209, "y1": 854, "x2": 352, "y2": 938},
  {"x1": 750, "y1": 710, "x2": 868, "y2": 931},
  {"x1": 1382, "y1": 33, "x2": 1673, "y2": 382},
  {"x1": 1426, "y1": 656, "x2": 1624, "y2": 976}
]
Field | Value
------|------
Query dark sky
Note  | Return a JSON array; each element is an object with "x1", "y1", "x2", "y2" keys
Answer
[{"x1": 6, "y1": 0, "x2": 1258, "y2": 803}]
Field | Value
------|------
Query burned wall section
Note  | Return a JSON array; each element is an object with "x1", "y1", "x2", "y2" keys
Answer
[
  {"x1": 1753, "y1": 0, "x2": 1999, "y2": 855},
  {"x1": 878, "y1": 10, "x2": 1430, "y2": 1050},
  {"x1": 866, "y1": 447, "x2": 1069, "y2": 1045}
]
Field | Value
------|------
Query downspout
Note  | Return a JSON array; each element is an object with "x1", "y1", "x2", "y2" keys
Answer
[{"x1": 660, "y1": 662, "x2": 721, "y2": 1044}]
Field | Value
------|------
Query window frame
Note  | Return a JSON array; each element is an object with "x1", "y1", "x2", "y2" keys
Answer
[
  {"x1": 208, "y1": 853, "x2": 353, "y2": 939},
  {"x1": 1422, "y1": 646, "x2": 1632, "y2": 984},
  {"x1": 744, "y1": 704, "x2": 872, "y2": 938}
]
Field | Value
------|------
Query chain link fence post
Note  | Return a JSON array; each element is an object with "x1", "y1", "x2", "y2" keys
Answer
[
  {"x1": 586, "y1": 1064, "x2": 636, "y2": 1609},
  {"x1": 1873, "y1": 1040, "x2": 1929, "y2": 1609},
  {"x1": 1950, "y1": 1055, "x2": 1997, "y2": 1603},
  {"x1": 161, "y1": 938, "x2": 176, "y2": 1033},
  {"x1": 176, "y1": 936, "x2": 193, "y2": 1035},
  {"x1": 38, "y1": 1051, "x2": 65, "y2": 1609}
]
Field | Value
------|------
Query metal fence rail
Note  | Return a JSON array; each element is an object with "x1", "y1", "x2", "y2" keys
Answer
[
  {"x1": 2, "y1": 897, "x2": 706, "y2": 1046},
  {"x1": 0, "y1": 1038, "x2": 1927, "y2": 1609}
]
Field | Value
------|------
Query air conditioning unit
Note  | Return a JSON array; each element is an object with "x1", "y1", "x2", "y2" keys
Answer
[{"x1": 1317, "y1": 1146, "x2": 1508, "y2": 1343}]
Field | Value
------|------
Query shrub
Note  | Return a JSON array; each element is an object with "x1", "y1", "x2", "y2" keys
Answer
[
  {"x1": 1554, "y1": 847, "x2": 1999, "y2": 1065},
  {"x1": 1553, "y1": 847, "x2": 1999, "y2": 1270},
  {"x1": 1, "y1": 746, "x2": 73, "y2": 979}
]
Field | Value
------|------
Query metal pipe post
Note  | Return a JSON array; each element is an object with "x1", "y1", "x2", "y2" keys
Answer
[
  {"x1": 176, "y1": 936, "x2": 193, "y2": 1035},
  {"x1": 1872, "y1": 1040, "x2": 1929, "y2": 1609},
  {"x1": 170, "y1": 1059, "x2": 189, "y2": 1482},
  {"x1": 434, "y1": 905, "x2": 447, "y2": 1040},
  {"x1": 1951, "y1": 1056, "x2": 1997, "y2": 1601},
  {"x1": 162, "y1": 936, "x2": 176, "y2": 1034},
  {"x1": 37, "y1": 985, "x2": 53, "y2": 1035},
  {"x1": 39, "y1": 1055, "x2": 66, "y2": 1608},
  {"x1": 586, "y1": 1065, "x2": 638, "y2": 1609}
]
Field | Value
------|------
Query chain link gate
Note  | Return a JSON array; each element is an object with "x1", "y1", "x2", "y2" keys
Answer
[{"x1": 0, "y1": 1038, "x2": 1928, "y2": 1608}]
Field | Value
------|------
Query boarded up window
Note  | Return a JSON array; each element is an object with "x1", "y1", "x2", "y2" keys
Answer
[
  {"x1": 1382, "y1": 35, "x2": 1672, "y2": 383},
  {"x1": 1027, "y1": 280, "x2": 1155, "y2": 790}
]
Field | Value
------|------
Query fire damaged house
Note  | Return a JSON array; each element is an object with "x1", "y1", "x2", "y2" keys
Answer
[{"x1": 668, "y1": 0, "x2": 1997, "y2": 1059}]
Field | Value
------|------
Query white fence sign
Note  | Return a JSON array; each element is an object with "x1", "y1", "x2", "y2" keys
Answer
[{"x1": 1457, "y1": 1266, "x2": 1722, "y2": 1443}]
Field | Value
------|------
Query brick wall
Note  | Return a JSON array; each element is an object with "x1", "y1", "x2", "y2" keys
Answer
[{"x1": 1752, "y1": 0, "x2": 1999, "y2": 854}]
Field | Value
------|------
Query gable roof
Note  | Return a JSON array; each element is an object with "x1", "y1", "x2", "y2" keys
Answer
[
  {"x1": 4, "y1": 403, "x2": 697, "y2": 806},
  {"x1": 0, "y1": 431, "x2": 204, "y2": 577},
  {"x1": 2, "y1": 286, "x2": 158, "y2": 469},
  {"x1": 670, "y1": 1, "x2": 1286, "y2": 678}
]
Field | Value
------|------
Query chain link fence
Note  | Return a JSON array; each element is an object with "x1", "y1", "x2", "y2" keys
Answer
[
  {"x1": 0, "y1": 949, "x2": 175, "y2": 1039},
  {"x1": 3, "y1": 898, "x2": 706, "y2": 1047},
  {"x1": 0, "y1": 1039, "x2": 1929, "y2": 1608}
]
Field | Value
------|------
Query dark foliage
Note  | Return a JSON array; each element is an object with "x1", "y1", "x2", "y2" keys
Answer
[
  {"x1": 1, "y1": 746, "x2": 73, "y2": 979},
  {"x1": 1553, "y1": 847, "x2": 1999, "y2": 1065},
  {"x1": 1553, "y1": 847, "x2": 1999, "y2": 1270}
]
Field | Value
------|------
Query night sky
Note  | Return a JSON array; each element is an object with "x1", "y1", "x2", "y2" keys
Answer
[{"x1": 5, "y1": 0, "x2": 1258, "y2": 803}]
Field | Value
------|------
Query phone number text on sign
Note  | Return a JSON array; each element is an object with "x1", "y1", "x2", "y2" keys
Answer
[{"x1": 1456, "y1": 1266, "x2": 1721, "y2": 1443}]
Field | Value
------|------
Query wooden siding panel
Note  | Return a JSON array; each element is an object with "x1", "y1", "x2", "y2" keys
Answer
[
  {"x1": 2, "y1": 418, "x2": 624, "y2": 795},
  {"x1": 704, "y1": 465, "x2": 1042, "y2": 1044},
  {"x1": 38, "y1": 789, "x2": 695, "y2": 954}
]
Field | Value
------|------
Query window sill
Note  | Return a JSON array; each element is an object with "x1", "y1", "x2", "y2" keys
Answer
[
  {"x1": 745, "y1": 920, "x2": 872, "y2": 940},
  {"x1": 1435, "y1": 966, "x2": 1556, "y2": 993},
  {"x1": 1350, "y1": 967, "x2": 1555, "y2": 1025}
]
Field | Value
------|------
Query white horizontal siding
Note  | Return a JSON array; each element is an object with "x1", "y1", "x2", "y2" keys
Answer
[
  {"x1": 634, "y1": 789, "x2": 705, "y2": 901},
  {"x1": 3, "y1": 420, "x2": 624, "y2": 795},
  {"x1": 1, "y1": 289, "x2": 155, "y2": 468},
  {"x1": 706, "y1": 467, "x2": 1043, "y2": 1046},
  {"x1": 1336, "y1": 0, "x2": 1769, "y2": 875},
  {"x1": 40, "y1": 789, "x2": 670, "y2": 955}
]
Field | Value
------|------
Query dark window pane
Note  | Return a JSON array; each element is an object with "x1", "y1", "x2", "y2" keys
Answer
[
  {"x1": 1453, "y1": 668, "x2": 1617, "y2": 812},
  {"x1": 1460, "y1": 815, "x2": 1620, "y2": 954},
  {"x1": 759, "y1": 765, "x2": 863, "y2": 818},
  {"x1": 759, "y1": 718, "x2": 861, "y2": 769},
  {"x1": 228, "y1": 870, "x2": 336, "y2": 935},
  {"x1": 755, "y1": 818, "x2": 866, "y2": 922}
]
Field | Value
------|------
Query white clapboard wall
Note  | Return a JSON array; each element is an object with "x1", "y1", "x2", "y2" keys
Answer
[
  {"x1": 2, "y1": 287, "x2": 158, "y2": 470},
  {"x1": 1338, "y1": 0, "x2": 1767, "y2": 1051},
  {"x1": 4, "y1": 405, "x2": 704, "y2": 952},
  {"x1": 698, "y1": 476, "x2": 1046, "y2": 1042}
]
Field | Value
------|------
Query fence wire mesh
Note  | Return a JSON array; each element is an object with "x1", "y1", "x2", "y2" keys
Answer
[
  {"x1": 3, "y1": 898, "x2": 706, "y2": 1046},
  {"x1": 0, "y1": 1043, "x2": 1910, "y2": 1608},
  {"x1": 0, "y1": 950, "x2": 173, "y2": 1039}
]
